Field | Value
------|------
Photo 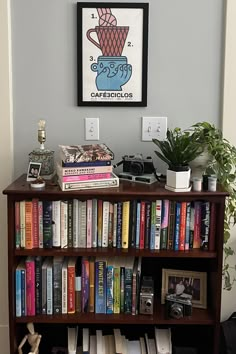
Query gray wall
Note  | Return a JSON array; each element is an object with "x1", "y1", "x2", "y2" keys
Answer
[{"x1": 11, "y1": 0, "x2": 225, "y2": 177}]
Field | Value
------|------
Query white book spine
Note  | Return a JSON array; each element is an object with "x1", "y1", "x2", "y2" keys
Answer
[
  {"x1": 47, "y1": 261, "x2": 53, "y2": 315},
  {"x1": 102, "y1": 201, "x2": 110, "y2": 247},
  {"x1": 20, "y1": 200, "x2": 25, "y2": 248},
  {"x1": 73, "y1": 199, "x2": 79, "y2": 248},
  {"x1": 62, "y1": 259, "x2": 68, "y2": 314},
  {"x1": 86, "y1": 200, "x2": 93, "y2": 248},
  {"x1": 52, "y1": 200, "x2": 61, "y2": 247},
  {"x1": 155, "y1": 200, "x2": 162, "y2": 250},
  {"x1": 92, "y1": 199, "x2": 98, "y2": 248},
  {"x1": 60, "y1": 201, "x2": 68, "y2": 248}
]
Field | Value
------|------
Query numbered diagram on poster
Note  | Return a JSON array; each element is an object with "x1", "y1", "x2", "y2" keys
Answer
[{"x1": 77, "y1": 2, "x2": 149, "y2": 106}]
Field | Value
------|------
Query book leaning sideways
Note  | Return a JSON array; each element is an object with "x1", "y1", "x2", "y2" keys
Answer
[
  {"x1": 59, "y1": 143, "x2": 114, "y2": 164},
  {"x1": 58, "y1": 172, "x2": 119, "y2": 191}
]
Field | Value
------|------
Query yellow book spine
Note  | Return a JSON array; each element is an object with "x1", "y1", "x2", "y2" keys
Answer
[{"x1": 122, "y1": 201, "x2": 130, "y2": 249}]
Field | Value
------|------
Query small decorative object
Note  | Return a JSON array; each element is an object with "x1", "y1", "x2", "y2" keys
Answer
[
  {"x1": 192, "y1": 176, "x2": 202, "y2": 192},
  {"x1": 29, "y1": 120, "x2": 54, "y2": 179},
  {"x1": 161, "y1": 268, "x2": 207, "y2": 309},
  {"x1": 208, "y1": 175, "x2": 217, "y2": 192},
  {"x1": 18, "y1": 322, "x2": 42, "y2": 354},
  {"x1": 153, "y1": 128, "x2": 201, "y2": 192},
  {"x1": 26, "y1": 162, "x2": 42, "y2": 182},
  {"x1": 30, "y1": 176, "x2": 46, "y2": 190}
]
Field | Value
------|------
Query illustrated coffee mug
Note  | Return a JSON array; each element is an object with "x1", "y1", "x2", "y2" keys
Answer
[{"x1": 87, "y1": 26, "x2": 129, "y2": 56}]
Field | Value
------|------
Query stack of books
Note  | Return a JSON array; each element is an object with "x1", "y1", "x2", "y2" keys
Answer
[{"x1": 57, "y1": 144, "x2": 119, "y2": 191}]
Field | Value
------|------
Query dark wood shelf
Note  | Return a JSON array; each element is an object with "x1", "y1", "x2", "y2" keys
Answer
[
  {"x1": 15, "y1": 306, "x2": 215, "y2": 325},
  {"x1": 15, "y1": 248, "x2": 217, "y2": 258}
]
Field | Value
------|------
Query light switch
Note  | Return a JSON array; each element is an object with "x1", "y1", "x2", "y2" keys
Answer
[
  {"x1": 142, "y1": 117, "x2": 167, "y2": 141},
  {"x1": 85, "y1": 118, "x2": 99, "y2": 140}
]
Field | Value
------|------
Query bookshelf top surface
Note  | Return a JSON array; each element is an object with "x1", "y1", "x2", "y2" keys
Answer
[{"x1": 2, "y1": 174, "x2": 228, "y2": 200}]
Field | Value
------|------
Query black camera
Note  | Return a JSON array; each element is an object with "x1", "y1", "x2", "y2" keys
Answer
[
  {"x1": 165, "y1": 293, "x2": 192, "y2": 319},
  {"x1": 122, "y1": 154, "x2": 155, "y2": 176},
  {"x1": 139, "y1": 276, "x2": 154, "y2": 315}
]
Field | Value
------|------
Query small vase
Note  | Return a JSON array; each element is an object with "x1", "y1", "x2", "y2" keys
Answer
[{"x1": 165, "y1": 167, "x2": 191, "y2": 192}]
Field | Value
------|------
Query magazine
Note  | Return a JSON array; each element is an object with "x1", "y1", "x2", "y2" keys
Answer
[{"x1": 59, "y1": 144, "x2": 114, "y2": 163}]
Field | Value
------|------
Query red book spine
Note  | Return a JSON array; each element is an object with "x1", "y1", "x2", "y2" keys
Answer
[
  {"x1": 139, "y1": 201, "x2": 146, "y2": 249},
  {"x1": 67, "y1": 261, "x2": 76, "y2": 314},
  {"x1": 179, "y1": 202, "x2": 187, "y2": 250},
  {"x1": 26, "y1": 258, "x2": 35, "y2": 316},
  {"x1": 193, "y1": 201, "x2": 201, "y2": 248}
]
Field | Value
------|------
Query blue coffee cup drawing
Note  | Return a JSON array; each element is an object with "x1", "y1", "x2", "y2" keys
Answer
[{"x1": 91, "y1": 56, "x2": 132, "y2": 91}]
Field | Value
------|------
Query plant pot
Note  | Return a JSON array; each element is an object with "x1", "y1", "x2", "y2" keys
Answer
[{"x1": 165, "y1": 168, "x2": 191, "y2": 192}]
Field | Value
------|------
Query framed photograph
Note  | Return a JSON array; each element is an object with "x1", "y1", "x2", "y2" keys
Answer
[
  {"x1": 77, "y1": 2, "x2": 149, "y2": 106},
  {"x1": 161, "y1": 269, "x2": 207, "y2": 309},
  {"x1": 26, "y1": 162, "x2": 42, "y2": 182}
]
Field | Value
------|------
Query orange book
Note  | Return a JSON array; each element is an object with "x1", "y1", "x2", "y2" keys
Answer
[
  {"x1": 25, "y1": 201, "x2": 33, "y2": 249},
  {"x1": 193, "y1": 201, "x2": 201, "y2": 248},
  {"x1": 179, "y1": 202, "x2": 187, "y2": 251},
  {"x1": 67, "y1": 257, "x2": 77, "y2": 314}
]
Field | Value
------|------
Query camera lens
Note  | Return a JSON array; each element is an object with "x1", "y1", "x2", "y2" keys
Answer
[
  {"x1": 145, "y1": 300, "x2": 152, "y2": 307},
  {"x1": 170, "y1": 304, "x2": 183, "y2": 319},
  {"x1": 130, "y1": 161, "x2": 144, "y2": 176}
]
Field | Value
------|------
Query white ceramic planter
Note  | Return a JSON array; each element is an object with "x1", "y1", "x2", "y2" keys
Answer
[{"x1": 166, "y1": 168, "x2": 191, "y2": 191}]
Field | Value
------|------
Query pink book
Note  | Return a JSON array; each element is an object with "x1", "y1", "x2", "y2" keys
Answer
[
  {"x1": 86, "y1": 200, "x2": 92, "y2": 248},
  {"x1": 32, "y1": 199, "x2": 39, "y2": 248},
  {"x1": 61, "y1": 173, "x2": 111, "y2": 182},
  {"x1": 26, "y1": 257, "x2": 35, "y2": 316}
]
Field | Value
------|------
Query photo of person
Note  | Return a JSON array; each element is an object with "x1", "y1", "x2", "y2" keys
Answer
[
  {"x1": 167, "y1": 276, "x2": 200, "y2": 301},
  {"x1": 27, "y1": 162, "x2": 42, "y2": 181}
]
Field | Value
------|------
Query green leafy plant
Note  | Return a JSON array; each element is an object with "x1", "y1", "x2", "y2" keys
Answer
[
  {"x1": 190, "y1": 121, "x2": 236, "y2": 290},
  {"x1": 153, "y1": 128, "x2": 201, "y2": 171}
]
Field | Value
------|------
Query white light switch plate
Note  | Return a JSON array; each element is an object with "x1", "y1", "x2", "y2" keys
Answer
[
  {"x1": 85, "y1": 118, "x2": 99, "y2": 140},
  {"x1": 142, "y1": 116, "x2": 167, "y2": 141}
]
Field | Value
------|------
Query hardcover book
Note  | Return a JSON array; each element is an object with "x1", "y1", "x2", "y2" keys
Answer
[{"x1": 59, "y1": 143, "x2": 114, "y2": 163}]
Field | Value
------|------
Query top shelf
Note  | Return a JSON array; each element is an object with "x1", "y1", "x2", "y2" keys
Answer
[{"x1": 3, "y1": 174, "x2": 229, "y2": 201}]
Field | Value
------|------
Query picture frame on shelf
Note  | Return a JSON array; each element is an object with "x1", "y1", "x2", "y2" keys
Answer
[
  {"x1": 77, "y1": 2, "x2": 149, "y2": 107},
  {"x1": 26, "y1": 162, "x2": 42, "y2": 182},
  {"x1": 161, "y1": 268, "x2": 207, "y2": 309}
]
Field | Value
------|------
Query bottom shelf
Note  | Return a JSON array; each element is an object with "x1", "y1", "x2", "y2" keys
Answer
[{"x1": 15, "y1": 322, "x2": 216, "y2": 354}]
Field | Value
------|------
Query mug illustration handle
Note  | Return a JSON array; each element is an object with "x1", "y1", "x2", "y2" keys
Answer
[{"x1": 86, "y1": 28, "x2": 101, "y2": 50}]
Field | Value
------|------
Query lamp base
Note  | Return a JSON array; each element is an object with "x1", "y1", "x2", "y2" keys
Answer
[{"x1": 29, "y1": 148, "x2": 54, "y2": 178}]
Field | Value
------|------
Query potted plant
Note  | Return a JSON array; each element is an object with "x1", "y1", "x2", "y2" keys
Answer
[
  {"x1": 189, "y1": 121, "x2": 236, "y2": 290},
  {"x1": 153, "y1": 127, "x2": 201, "y2": 192}
]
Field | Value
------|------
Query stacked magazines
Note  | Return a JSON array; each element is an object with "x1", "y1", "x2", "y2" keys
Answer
[{"x1": 57, "y1": 143, "x2": 119, "y2": 191}]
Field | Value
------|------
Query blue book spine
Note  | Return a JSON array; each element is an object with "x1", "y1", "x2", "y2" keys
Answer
[
  {"x1": 106, "y1": 265, "x2": 114, "y2": 314},
  {"x1": 21, "y1": 268, "x2": 26, "y2": 316},
  {"x1": 135, "y1": 202, "x2": 141, "y2": 249},
  {"x1": 116, "y1": 202, "x2": 122, "y2": 248},
  {"x1": 95, "y1": 261, "x2": 106, "y2": 313},
  {"x1": 174, "y1": 202, "x2": 181, "y2": 251},
  {"x1": 62, "y1": 160, "x2": 112, "y2": 167},
  {"x1": 150, "y1": 201, "x2": 156, "y2": 250},
  {"x1": 15, "y1": 269, "x2": 21, "y2": 317},
  {"x1": 185, "y1": 202, "x2": 191, "y2": 250}
]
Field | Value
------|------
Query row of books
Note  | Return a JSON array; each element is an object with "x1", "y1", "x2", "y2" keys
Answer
[
  {"x1": 15, "y1": 256, "x2": 142, "y2": 318},
  {"x1": 14, "y1": 198, "x2": 216, "y2": 251},
  {"x1": 57, "y1": 144, "x2": 118, "y2": 191},
  {"x1": 63, "y1": 327, "x2": 171, "y2": 354}
]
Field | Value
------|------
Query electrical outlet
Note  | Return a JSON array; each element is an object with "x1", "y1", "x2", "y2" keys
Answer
[
  {"x1": 142, "y1": 116, "x2": 167, "y2": 141},
  {"x1": 85, "y1": 118, "x2": 99, "y2": 140}
]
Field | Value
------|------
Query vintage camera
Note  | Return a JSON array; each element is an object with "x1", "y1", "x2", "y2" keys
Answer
[
  {"x1": 165, "y1": 293, "x2": 192, "y2": 319},
  {"x1": 139, "y1": 276, "x2": 154, "y2": 315},
  {"x1": 122, "y1": 154, "x2": 155, "y2": 176}
]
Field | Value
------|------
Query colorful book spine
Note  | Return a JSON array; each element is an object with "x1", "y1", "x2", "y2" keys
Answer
[
  {"x1": 193, "y1": 201, "x2": 202, "y2": 249},
  {"x1": 32, "y1": 199, "x2": 39, "y2": 248},
  {"x1": 144, "y1": 201, "x2": 151, "y2": 249},
  {"x1": 67, "y1": 257, "x2": 76, "y2": 314},
  {"x1": 38, "y1": 201, "x2": 43, "y2": 248},
  {"x1": 53, "y1": 256, "x2": 63, "y2": 314},
  {"x1": 106, "y1": 264, "x2": 114, "y2": 314},
  {"x1": 73, "y1": 199, "x2": 79, "y2": 248},
  {"x1": 102, "y1": 201, "x2": 110, "y2": 248},
  {"x1": 108, "y1": 203, "x2": 114, "y2": 248},
  {"x1": 25, "y1": 257, "x2": 35, "y2": 316},
  {"x1": 122, "y1": 201, "x2": 130, "y2": 249},
  {"x1": 15, "y1": 201, "x2": 21, "y2": 249},
  {"x1": 95, "y1": 260, "x2": 106, "y2": 314},
  {"x1": 139, "y1": 201, "x2": 146, "y2": 249},
  {"x1": 61, "y1": 160, "x2": 112, "y2": 168},
  {"x1": 57, "y1": 162, "x2": 113, "y2": 176},
  {"x1": 150, "y1": 201, "x2": 156, "y2": 250},
  {"x1": 179, "y1": 202, "x2": 187, "y2": 251},
  {"x1": 97, "y1": 200, "x2": 103, "y2": 247},
  {"x1": 60, "y1": 200, "x2": 68, "y2": 249},
  {"x1": 89, "y1": 257, "x2": 95, "y2": 313},
  {"x1": 200, "y1": 201, "x2": 210, "y2": 250},
  {"x1": 167, "y1": 201, "x2": 176, "y2": 250},
  {"x1": 116, "y1": 202, "x2": 122, "y2": 248},
  {"x1": 82, "y1": 257, "x2": 89, "y2": 313},
  {"x1": 15, "y1": 266, "x2": 22, "y2": 317},
  {"x1": 52, "y1": 200, "x2": 61, "y2": 248},
  {"x1": 113, "y1": 263, "x2": 120, "y2": 314},
  {"x1": 185, "y1": 202, "x2": 191, "y2": 250},
  {"x1": 67, "y1": 200, "x2": 73, "y2": 248},
  {"x1": 20, "y1": 200, "x2": 26, "y2": 248},
  {"x1": 61, "y1": 172, "x2": 112, "y2": 182},
  {"x1": 135, "y1": 202, "x2": 141, "y2": 249},
  {"x1": 155, "y1": 200, "x2": 162, "y2": 249},
  {"x1": 160, "y1": 200, "x2": 169, "y2": 250},
  {"x1": 35, "y1": 256, "x2": 42, "y2": 315},
  {"x1": 62, "y1": 258, "x2": 68, "y2": 314},
  {"x1": 112, "y1": 203, "x2": 118, "y2": 248},
  {"x1": 174, "y1": 202, "x2": 181, "y2": 251},
  {"x1": 78, "y1": 201, "x2": 86, "y2": 248},
  {"x1": 25, "y1": 201, "x2": 33, "y2": 249}
]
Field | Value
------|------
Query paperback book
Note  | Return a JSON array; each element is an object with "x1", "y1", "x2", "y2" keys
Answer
[{"x1": 59, "y1": 144, "x2": 114, "y2": 163}]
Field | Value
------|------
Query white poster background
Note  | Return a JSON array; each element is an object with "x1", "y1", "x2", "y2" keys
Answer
[{"x1": 82, "y1": 8, "x2": 144, "y2": 102}]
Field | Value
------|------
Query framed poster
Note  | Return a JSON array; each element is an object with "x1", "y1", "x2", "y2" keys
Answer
[{"x1": 77, "y1": 2, "x2": 149, "y2": 106}]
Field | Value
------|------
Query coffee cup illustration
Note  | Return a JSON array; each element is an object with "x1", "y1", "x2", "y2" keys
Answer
[{"x1": 87, "y1": 26, "x2": 129, "y2": 56}]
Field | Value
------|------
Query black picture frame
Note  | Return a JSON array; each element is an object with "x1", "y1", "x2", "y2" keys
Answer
[{"x1": 77, "y1": 2, "x2": 149, "y2": 106}]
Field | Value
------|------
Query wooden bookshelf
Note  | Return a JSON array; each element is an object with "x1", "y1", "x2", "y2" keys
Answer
[{"x1": 3, "y1": 174, "x2": 228, "y2": 354}]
